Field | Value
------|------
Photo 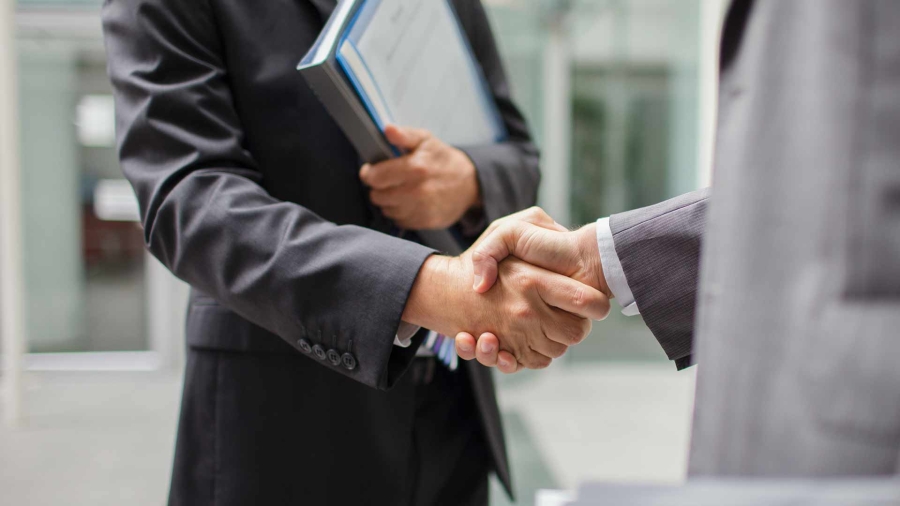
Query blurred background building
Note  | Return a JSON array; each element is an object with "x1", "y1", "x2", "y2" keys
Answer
[{"x1": 0, "y1": 0, "x2": 724, "y2": 504}]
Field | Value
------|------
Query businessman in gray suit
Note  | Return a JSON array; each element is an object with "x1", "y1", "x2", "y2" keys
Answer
[{"x1": 457, "y1": 0, "x2": 900, "y2": 478}]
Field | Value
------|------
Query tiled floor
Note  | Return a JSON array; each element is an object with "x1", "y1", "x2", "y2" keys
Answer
[
  {"x1": 491, "y1": 363, "x2": 696, "y2": 505},
  {"x1": 0, "y1": 362, "x2": 695, "y2": 506}
]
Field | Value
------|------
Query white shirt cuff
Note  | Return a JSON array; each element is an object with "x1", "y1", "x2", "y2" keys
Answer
[
  {"x1": 596, "y1": 217, "x2": 640, "y2": 316},
  {"x1": 394, "y1": 321, "x2": 420, "y2": 347}
]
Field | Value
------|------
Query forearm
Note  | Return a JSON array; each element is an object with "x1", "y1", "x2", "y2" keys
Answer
[
  {"x1": 104, "y1": 0, "x2": 433, "y2": 389},
  {"x1": 609, "y1": 188, "x2": 711, "y2": 363},
  {"x1": 149, "y1": 171, "x2": 434, "y2": 384}
]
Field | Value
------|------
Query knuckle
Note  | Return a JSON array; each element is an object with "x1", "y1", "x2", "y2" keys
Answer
[
  {"x1": 499, "y1": 222, "x2": 521, "y2": 242},
  {"x1": 512, "y1": 270, "x2": 536, "y2": 291},
  {"x1": 530, "y1": 355, "x2": 552, "y2": 370},
  {"x1": 549, "y1": 344, "x2": 568, "y2": 359},
  {"x1": 410, "y1": 156, "x2": 429, "y2": 175},
  {"x1": 522, "y1": 206, "x2": 550, "y2": 223},
  {"x1": 512, "y1": 303, "x2": 536, "y2": 321},
  {"x1": 471, "y1": 249, "x2": 489, "y2": 264},
  {"x1": 571, "y1": 285, "x2": 587, "y2": 310},
  {"x1": 570, "y1": 319, "x2": 591, "y2": 345}
]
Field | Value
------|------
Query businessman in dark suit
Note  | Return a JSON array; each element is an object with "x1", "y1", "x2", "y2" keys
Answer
[
  {"x1": 461, "y1": 0, "x2": 900, "y2": 482},
  {"x1": 101, "y1": 0, "x2": 611, "y2": 504}
]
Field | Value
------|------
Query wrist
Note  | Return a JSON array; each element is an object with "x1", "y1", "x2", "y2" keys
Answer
[
  {"x1": 402, "y1": 255, "x2": 468, "y2": 334},
  {"x1": 576, "y1": 223, "x2": 611, "y2": 298},
  {"x1": 455, "y1": 147, "x2": 482, "y2": 209}
]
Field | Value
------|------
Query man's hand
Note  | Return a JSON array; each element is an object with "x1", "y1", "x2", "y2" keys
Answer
[
  {"x1": 455, "y1": 207, "x2": 611, "y2": 372},
  {"x1": 470, "y1": 207, "x2": 608, "y2": 295},
  {"x1": 359, "y1": 125, "x2": 481, "y2": 230},
  {"x1": 402, "y1": 247, "x2": 610, "y2": 369}
]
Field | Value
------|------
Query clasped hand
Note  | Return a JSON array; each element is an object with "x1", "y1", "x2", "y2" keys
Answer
[
  {"x1": 371, "y1": 126, "x2": 610, "y2": 371},
  {"x1": 402, "y1": 208, "x2": 611, "y2": 371},
  {"x1": 456, "y1": 208, "x2": 612, "y2": 373}
]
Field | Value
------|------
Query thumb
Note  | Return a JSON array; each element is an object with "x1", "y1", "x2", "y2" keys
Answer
[
  {"x1": 471, "y1": 221, "x2": 527, "y2": 293},
  {"x1": 472, "y1": 221, "x2": 581, "y2": 293},
  {"x1": 384, "y1": 124, "x2": 431, "y2": 151},
  {"x1": 472, "y1": 249, "x2": 501, "y2": 294}
]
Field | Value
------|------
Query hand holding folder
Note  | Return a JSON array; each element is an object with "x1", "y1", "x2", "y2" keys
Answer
[
  {"x1": 298, "y1": 0, "x2": 506, "y2": 252},
  {"x1": 359, "y1": 124, "x2": 482, "y2": 230}
]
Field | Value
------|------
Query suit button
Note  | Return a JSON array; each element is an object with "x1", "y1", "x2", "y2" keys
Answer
[
  {"x1": 313, "y1": 345, "x2": 327, "y2": 361},
  {"x1": 297, "y1": 339, "x2": 312, "y2": 354},
  {"x1": 341, "y1": 353, "x2": 357, "y2": 371},
  {"x1": 326, "y1": 349, "x2": 341, "y2": 366}
]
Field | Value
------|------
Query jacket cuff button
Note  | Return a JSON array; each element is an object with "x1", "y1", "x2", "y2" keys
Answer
[
  {"x1": 341, "y1": 353, "x2": 357, "y2": 371},
  {"x1": 313, "y1": 344, "x2": 327, "y2": 361},
  {"x1": 326, "y1": 349, "x2": 341, "y2": 366}
]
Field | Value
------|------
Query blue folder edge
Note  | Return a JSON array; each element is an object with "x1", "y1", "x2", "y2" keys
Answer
[{"x1": 334, "y1": 0, "x2": 508, "y2": 153}]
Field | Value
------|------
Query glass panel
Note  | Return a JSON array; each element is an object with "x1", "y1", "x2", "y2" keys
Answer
[{"x1": 17, "y1": 27, "x2": 148, "y2": 352}]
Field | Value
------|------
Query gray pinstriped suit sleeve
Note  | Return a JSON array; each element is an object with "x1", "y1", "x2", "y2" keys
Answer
[{"x1": 608, "y1": 188, "x2": 711, "y2": 369}]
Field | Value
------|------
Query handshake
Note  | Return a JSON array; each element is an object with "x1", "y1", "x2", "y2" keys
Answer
[{"x1": 402, "y1": 207, "x2": 612, "y2": 374}]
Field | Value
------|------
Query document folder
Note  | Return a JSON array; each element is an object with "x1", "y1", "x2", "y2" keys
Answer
[{"x1": 298, "y1": 0, "x2": 506, "y2": 254}]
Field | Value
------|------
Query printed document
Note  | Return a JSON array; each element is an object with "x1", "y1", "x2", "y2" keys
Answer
[{"x1": 341, "y1": 0, "x2": 504, "y2": 147}]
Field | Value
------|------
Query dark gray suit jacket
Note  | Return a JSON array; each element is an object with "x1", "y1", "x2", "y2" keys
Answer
[
  {"x1": 610, "y1": 0, "x2": 900, "y2": 477},
  {"x1": 102, "y1": 0, "x2": 538, "y2": 501}
]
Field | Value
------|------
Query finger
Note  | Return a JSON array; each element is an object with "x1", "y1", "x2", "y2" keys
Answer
[
  {"x1": 360, "y1": 158, "x2": 420, "y2": 190},
  {"x1": 381, "y1": 205, "x2": 419, "y2": 229},
  {"x1": 384, "y1": 124, "x2": 431, "y2": 151},
  {"x1": 518, "y1": 348, "x2": 553, "y2": 370},
  {"x1": 475, "y1": 332, "x2": 501, "y2": 367},
  {"x1": 455, "y1": 332, "x2": 477, "y2": 361},
  {"x1": 477, "y1": 331, "x2": 552, "y2": 370},
  {"x1": 473, "y1": 222, "x2": 573, "y2": 294},
  {"x1": 370, "y1": 186, "x2": 409, "y2": 209},
  {"x1": 530, "y1": 327, "x2": 569, "y2": 359},
  {"x1": 473, "y1": 206, "x2": 565, "y2": 251},
  {"x1": 469, "y1": 206, "x2": 569, "y2": 292},
  {"x1": 535, "y1": 271, "x2": 611, "y2": 322},
  {"x1": 496, "y1": 350, "x2": 520, "y2": 374},
  {"x1": 547, "y1": 307, "x2": 593, "y2": 347}
]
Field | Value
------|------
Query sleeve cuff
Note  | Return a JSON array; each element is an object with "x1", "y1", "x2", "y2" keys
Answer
[
  {"x1": 394, "y1": 321, "x2": 421, "y2": 348},
  {"x1": 596, "y1": 217, "x2": 640, "y2": 316}
]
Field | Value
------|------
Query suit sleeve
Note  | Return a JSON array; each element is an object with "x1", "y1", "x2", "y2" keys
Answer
[
  {"x1": 101, "y1": 0, "x2": 433, "y2": 390},
  {"x1": 455, "y1": 0, "x2": 541, "y2": 223},
  {"x1": 609, "y1": 188, "x2": 711, "y2": 368}
]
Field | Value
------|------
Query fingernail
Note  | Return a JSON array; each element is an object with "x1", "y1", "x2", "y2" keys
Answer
[
  {"x1": 498, "y1": 357, "x2": 509, "y2": 368},
  {"x1": 480, "y1": 341, "x2": 494, "y2": 354},
  {"x1": 458, "y1": 340, "x2": 472, "y2": 352},
  {"x1": 473, "y1": 273, "x2": 483, "y2": 291}
]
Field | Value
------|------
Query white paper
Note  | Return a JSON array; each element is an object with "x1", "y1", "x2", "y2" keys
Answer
[{"x1": 346, "y1": 0, "x2": 502, "y2": 146}]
